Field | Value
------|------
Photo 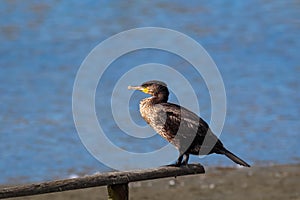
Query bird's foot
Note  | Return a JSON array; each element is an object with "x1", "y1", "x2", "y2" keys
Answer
[
  {"x1": 163, "y1": 154, "x2": 190, "y2": 167},
  {"x1": 181, "y1": 154, "x2": 189, "y2": 166},
  {"x1": 163, "y1": 162, "x2": 202, "y2": 168},
  {"x1": 181, "y1": 160, "x2": 188, "y2": 166}
]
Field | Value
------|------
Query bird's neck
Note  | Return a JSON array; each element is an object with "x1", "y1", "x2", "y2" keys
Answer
[
  {"x1": 140, "y1": 94, "x2": 168, "y2": 106},
  {"x1": 139, "y1": 94, "x2": 168, "y2": 117},
  {"x1": 151, "y1": 93, "x2": 168, "y2": 104}
]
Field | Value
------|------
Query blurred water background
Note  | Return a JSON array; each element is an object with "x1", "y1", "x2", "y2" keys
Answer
[{"x1": 0, "y1": 1, "x2": 299, "y2": 184}]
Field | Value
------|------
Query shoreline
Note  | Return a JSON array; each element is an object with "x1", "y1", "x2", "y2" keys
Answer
[{"x1": 3, "y1": 163, "x2": 300, "y2": 200}]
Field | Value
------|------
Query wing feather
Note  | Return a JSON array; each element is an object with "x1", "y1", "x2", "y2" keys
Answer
[{"x1": 151, "y1": 103, "x2": 209, "y2": 141}]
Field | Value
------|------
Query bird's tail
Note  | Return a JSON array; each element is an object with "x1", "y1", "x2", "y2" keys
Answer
[{"x1": 219, "y1": 148, "x2": 250, "y2": 167}]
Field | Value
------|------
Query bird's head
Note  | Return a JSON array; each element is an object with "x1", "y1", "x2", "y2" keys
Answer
[{"x1": 128, "y1": 80, "x2": 169, "y2": 101}]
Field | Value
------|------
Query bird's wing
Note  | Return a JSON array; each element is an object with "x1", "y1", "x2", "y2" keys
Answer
[
  {"x1": 154, "y1": 103, "x2": 210, "y2": 138},
  {"x1": 159, "y1": 103, "x2": 222, "y2": 154}
]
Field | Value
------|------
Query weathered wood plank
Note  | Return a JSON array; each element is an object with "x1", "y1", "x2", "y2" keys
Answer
[
  {"x1": 0, "y1": 164, "x2": 204, "y2": 199},
  {"x1": 107, "y1": 184, "x2": 129, "y2": 200}
]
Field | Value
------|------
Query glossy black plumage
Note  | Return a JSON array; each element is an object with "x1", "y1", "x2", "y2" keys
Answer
[{"x1": 128, "y1": 80, "x2": 250, "y2": 167}]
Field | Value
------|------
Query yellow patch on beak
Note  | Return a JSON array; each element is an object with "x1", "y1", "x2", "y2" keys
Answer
[
  {"x1": 128, "y1": 85, "x2": 150, "y2": 94},
  {"x1": 142, "y1": 87, "x2": 149, "y2": 94}
]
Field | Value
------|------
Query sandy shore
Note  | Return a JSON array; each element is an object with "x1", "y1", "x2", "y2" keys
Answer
[{"x1": 5, "y1": 164, "x2": 300, "y2": 200}]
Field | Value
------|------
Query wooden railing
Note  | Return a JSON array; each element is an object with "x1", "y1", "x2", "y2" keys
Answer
[{"x1": 0, "y1": 164, "x2": 205, "y2": 200}]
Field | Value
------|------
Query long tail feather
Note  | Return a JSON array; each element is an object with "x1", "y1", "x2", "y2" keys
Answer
[{"x1": 221, "y1": 148, "x2": 250, "y2": 167}]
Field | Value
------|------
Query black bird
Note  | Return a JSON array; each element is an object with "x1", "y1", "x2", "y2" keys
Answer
[{"x1": 128, "y1": 80, "x2": 250, "y2": 167}]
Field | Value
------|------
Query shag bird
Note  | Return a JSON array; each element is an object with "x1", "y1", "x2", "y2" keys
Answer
[{"x1": 128, "y1": 80, "x2": 250, "y2": 167}]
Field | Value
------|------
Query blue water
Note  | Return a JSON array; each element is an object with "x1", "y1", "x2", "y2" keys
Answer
[{"x1": 0, "y1": 1, "x2": 299, "y2": 184}]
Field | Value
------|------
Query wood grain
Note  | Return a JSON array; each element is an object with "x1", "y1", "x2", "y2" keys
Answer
[{"x1": 0, "y1": 164, "x2": 204, "y2": 199}]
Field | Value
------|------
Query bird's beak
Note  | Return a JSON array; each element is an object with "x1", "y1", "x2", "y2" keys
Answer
[
  {"x1": 128, "y1": 85, "x2": 143, "y2": 90},
  {"x1": 128, "y1": 85, "x2": 149, "y2": 94}
]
